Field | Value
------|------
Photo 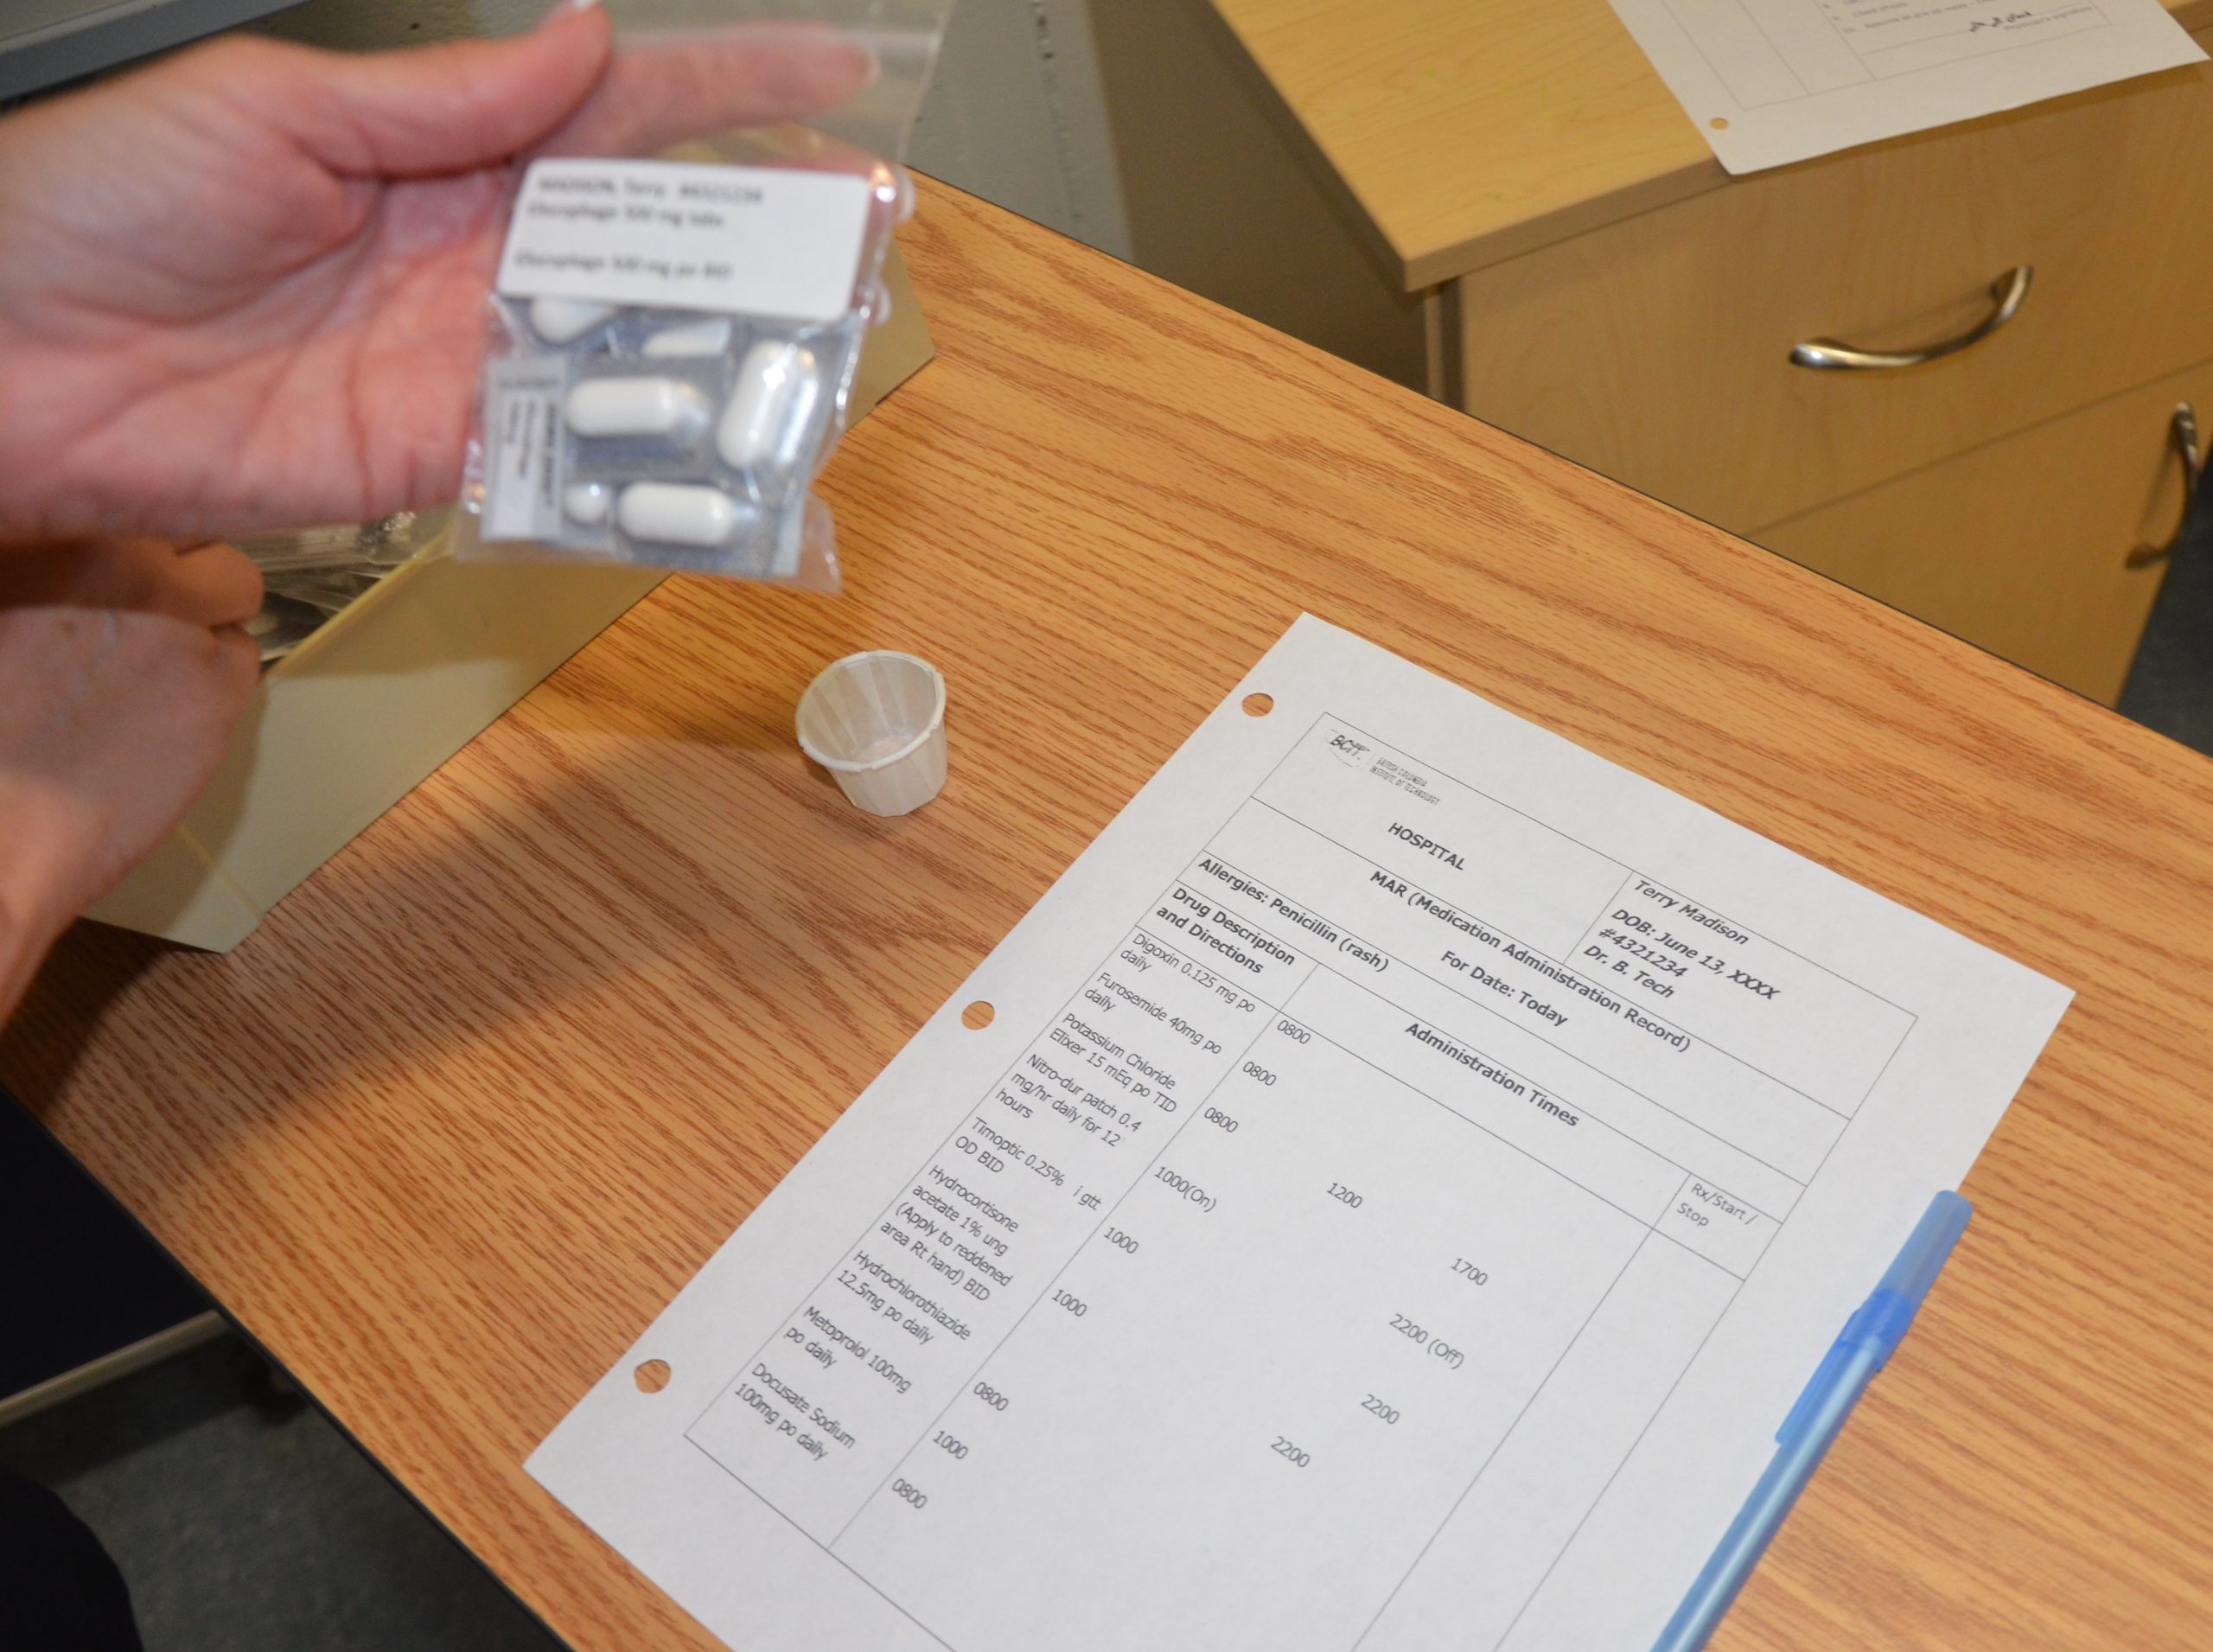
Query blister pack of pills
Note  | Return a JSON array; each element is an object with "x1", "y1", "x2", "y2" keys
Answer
[
  {"x1": 459, "y1": 0, "x2": 949, "y2": 589},
  {"x1": 475, "y1": 271, "x2": 873, "y2": 583}
]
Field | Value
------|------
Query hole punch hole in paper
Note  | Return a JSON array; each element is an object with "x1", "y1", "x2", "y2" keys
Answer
[
  {"x1": 1710, "y1": 117, "x2": 1730, "y2": 130},
  {"x1": 635, "y1": 1360, "x2": 672, "y2": 1394},
  {"x1": 1242, "y1": 692, "x2": 1274, "y2": 717},
  {"x1": 962, "y1": 1001, "x2": 996, "y2": 1030}
]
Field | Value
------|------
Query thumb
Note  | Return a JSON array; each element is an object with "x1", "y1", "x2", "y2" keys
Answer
[
  {"x1": 191, "y1": 5, "x2": 615, "y2": 179},
  {"x1": 530, "y1": 22, "x2": 877, "y2": 162}
]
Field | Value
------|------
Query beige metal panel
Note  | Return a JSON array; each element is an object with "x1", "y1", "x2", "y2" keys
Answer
[
  {"x1": 1093, "y1": 0, "x2": 1428, "y2": 392},
  {"x1": 907, "y1": 0, "x2": 1132, "y2": 258},
  {"x1": 0, "y1": 0, "x2": 298, "y2": 99}
]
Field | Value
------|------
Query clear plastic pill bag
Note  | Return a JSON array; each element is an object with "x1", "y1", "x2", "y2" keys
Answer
[
  {"x1": 458, "y1": 0, "x2": 951, "y2": 589},
  {"x1": 237, "y1": 510, "x2": 447, "y2": 661}
]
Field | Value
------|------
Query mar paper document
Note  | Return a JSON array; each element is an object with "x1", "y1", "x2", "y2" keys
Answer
[
  {"x1": 530, "y1": 616, "x2": 2071, "y2": 1651},
  {"x1": 1604, "y1": 0, "x2": 2203, "y2": 171}
]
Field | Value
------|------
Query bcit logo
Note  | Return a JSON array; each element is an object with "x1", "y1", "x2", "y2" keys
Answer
[{"x1": 1328, "y1": 732, "x2": 1371, "y2": 767}]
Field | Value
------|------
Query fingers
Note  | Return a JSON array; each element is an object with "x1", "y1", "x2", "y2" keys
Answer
[
  {"x1": 208, "y1": 622, "x2": 265, "y2": 710},
  {"x1": 193, "y1": 12, "x2": 872, "y2": 182},
  {"x1": 533, "y1": 22, "x2": 876, "y2": 162},
  {"x1": 169, "y1": 543, "x2": 265, "y2": 630},
  {"x1": 0, "y1": 606, "x2": 264, "y2": 935},
  {"x1": 94, "y1": 539, "x2": 263, "y2": 629},
  {"x1": 0, "y1": 539, "x2": 262, "y2": 628},
  {"x1": 182, "y1": 4, "x2": 614, "y2": 179}
]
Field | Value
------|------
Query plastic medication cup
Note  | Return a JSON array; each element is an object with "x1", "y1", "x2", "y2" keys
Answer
[{"x1": 795, "y1": 652, "x2": 947, "y2": 816}]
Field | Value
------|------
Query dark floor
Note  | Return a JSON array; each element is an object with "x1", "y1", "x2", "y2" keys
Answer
[
  {"x1": 0, "y1": 1340, "x2": 559, "y2": 1652},
  {"x1": 1, "y1": 509, "x2": 2207, "y2": 1652},
  {"x1": 0, "y1": 1088, "x2": 564, "y2": 1649},
  {"x1": 2118, "y1": 493, "x2": 2213, "y2": 756}
]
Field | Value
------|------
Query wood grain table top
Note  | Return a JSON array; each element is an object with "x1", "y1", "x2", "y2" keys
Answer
[
  {"x1": 5, "y1": 178, "x2": 2210, "y2": 1649},
  {"x1": 1209, "y1": 0, "x2": 2213, "y2": 288}
]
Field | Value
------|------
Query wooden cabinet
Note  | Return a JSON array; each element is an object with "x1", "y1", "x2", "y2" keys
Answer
[
  {"x1": 1452, "y1": 40, "x2": 2213, "y2": 532},
  {"x1": 1098, "y1": 0, "x2": 2213, "y2": 705},
  {"x1": 1759, "y1": 368, "x2": 2199, "y2": 704},
  {"x1": 1435, "y1": 24, "x2": 2213, "y2": 702}
]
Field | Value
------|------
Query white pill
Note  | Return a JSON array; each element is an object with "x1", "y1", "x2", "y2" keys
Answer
[
  {"x1": 717, "y1": 341, "x2": 822, "y2": 471},
  {"x1": 529, "y1": 297, "x2": 616, "y2": 343},
  {"x1": 564, "y1": 482, "x2": 612, "y2": 526},
  {"x1": 564, "y1": 377, "x2": 710, "y2": 440},
  {"x1": 616, "y1": 482, "x2": 754, "y2": 547},
  {"x1": 642, "y1": 317, "x2": 735, "y2": 358}
]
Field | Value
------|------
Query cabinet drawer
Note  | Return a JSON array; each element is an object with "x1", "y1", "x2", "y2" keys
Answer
[
  {"x1": 1756, "y1": 364, "x2": 2204, "y2": 705},
  {"x1": 1456, "y1": 32, "x2": 2213, "y2": 532}
]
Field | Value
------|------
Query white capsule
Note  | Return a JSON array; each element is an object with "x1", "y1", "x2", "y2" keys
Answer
[
  {"x1": 564, "y1": 377, "x2": 711, "y2": 440},
  {"x1": 642, "y1": 317, "x2": 735, "y2": 358},
  {"x1": 563, "y1": 482, "x2": 613, "y2": 526},
  {"x1": 616, "y1": 482, "x2": 755, "y2": 548},
  {"x1": 716, "y1": 341, "x2": 822, "y2": 471},
  {"x1": 529, "y1": 297, "x2": 616, "y2": 343}
]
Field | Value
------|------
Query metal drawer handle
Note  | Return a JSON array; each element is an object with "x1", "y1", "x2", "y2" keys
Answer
[
  {"x1": 2127, "y1": 403, "x2": 2201, "y2": 569},
  {"x1": 1790, "y1": 265, "x2": 2033, "y2": 371}
]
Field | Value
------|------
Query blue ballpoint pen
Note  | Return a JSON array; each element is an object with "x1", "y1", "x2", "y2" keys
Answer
[{"x1": 1651, "y1": 1190, "x2": 1974, "y2": 1652}]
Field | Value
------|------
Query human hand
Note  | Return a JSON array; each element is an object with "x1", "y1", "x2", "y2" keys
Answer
[
  {"x1": 0, "y1": 7, "x2": 874, "y2": 545},
  {"x1": 0, "y1": 539, "x2": 261, "y2": 1014}
]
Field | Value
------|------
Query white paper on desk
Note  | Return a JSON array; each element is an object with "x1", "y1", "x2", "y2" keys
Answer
[
  {"x1": 529, "y1": 616, "x2": 2070, "y2": 1651},
  {"x1": 1606, "y1": 0, "x2": 2204, "y2": 172}
]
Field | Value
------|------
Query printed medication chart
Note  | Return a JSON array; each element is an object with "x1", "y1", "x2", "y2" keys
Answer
[
  {"x1": 531, "y1": 617, "x2": 2070, "y2": 1651},
  {"x1": 1604, "y1": 0, "x2": 2202, "y2": 170}
]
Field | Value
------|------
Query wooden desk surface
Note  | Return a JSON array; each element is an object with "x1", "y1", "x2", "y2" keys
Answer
[
  {"x1": 6, "y1": 179, "x2": 2212, "y2": 1649},
  {"x1": 1210, "y1": 0, "x2": 2213, "y2": 288}
]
